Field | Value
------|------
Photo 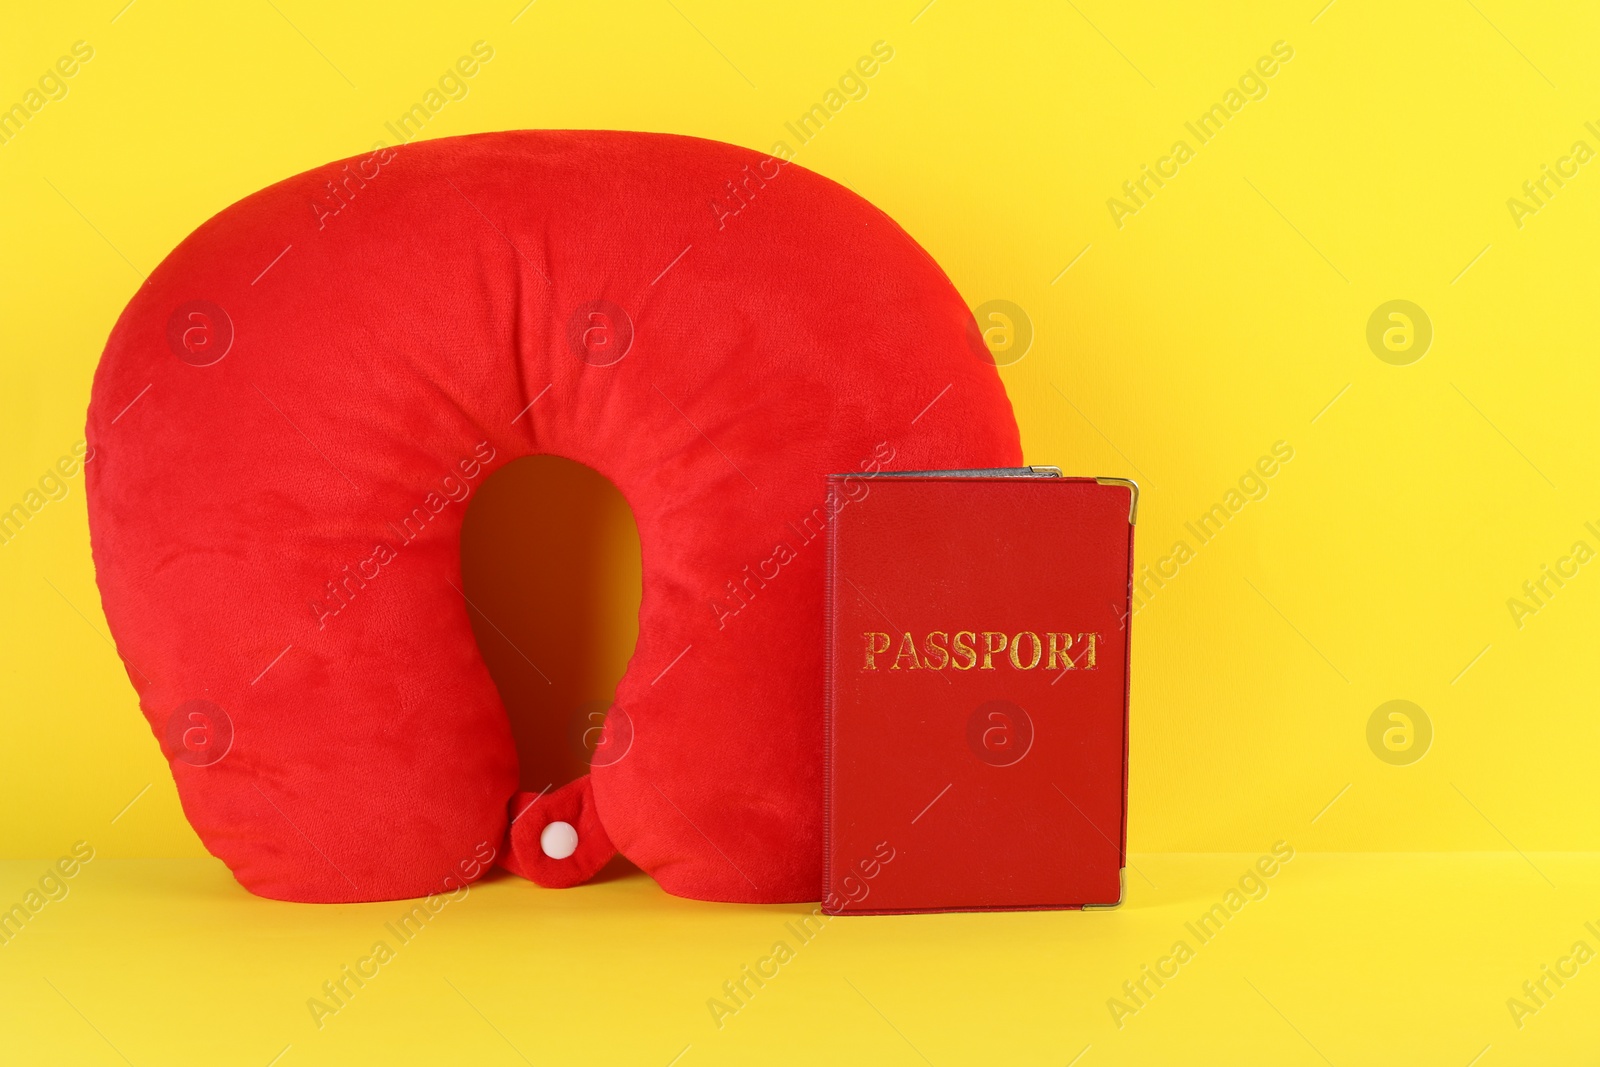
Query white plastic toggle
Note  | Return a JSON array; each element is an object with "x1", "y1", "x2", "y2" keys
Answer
[{"x1": 540, "y1": 820, "x2": 579, "y2": 860}]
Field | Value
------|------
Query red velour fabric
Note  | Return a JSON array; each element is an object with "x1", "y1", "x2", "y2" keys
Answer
[
  {"x1": 501, "y1": 777, "x2": 616, "y2": 889},
  {"x1": 85, "y1": 130, "x2": 1021, "y2": 904}
]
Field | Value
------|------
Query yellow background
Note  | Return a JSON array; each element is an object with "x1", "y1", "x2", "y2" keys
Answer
[{"x1": 3, "y1": 0, "x2": 1597, "y2": 1062}]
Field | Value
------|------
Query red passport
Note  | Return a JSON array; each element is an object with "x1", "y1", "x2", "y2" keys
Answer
[{"x1": 824, "y1": 469, "x2": 1135, "y2": 914}]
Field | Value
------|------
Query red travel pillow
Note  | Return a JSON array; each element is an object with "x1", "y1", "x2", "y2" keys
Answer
[{"x1": 85, "y1": 130, "x2": 1021, "y2": 903}]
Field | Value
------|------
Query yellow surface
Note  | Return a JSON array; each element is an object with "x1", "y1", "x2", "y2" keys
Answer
[
  {"x1": 2, "y1": 0, "x2": 1597, "y2": 1061},
  {"x1": 5, "y1": 854, "x2": 1599, "y2": 1064}
]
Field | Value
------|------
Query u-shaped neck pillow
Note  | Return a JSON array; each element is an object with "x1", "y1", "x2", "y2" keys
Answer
[{"x1": 86, "y1": 130, "x2": 1021, "y2": 903}]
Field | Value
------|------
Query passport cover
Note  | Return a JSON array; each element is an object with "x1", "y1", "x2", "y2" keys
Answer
[{"x1": 824, "y1": 470, "x2": 1135, "y2": 914}]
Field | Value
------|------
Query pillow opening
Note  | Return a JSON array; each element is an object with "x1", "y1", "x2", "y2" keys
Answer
[{"x1": 459, "y1": 453, "x2": 642, "y2": 795}]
